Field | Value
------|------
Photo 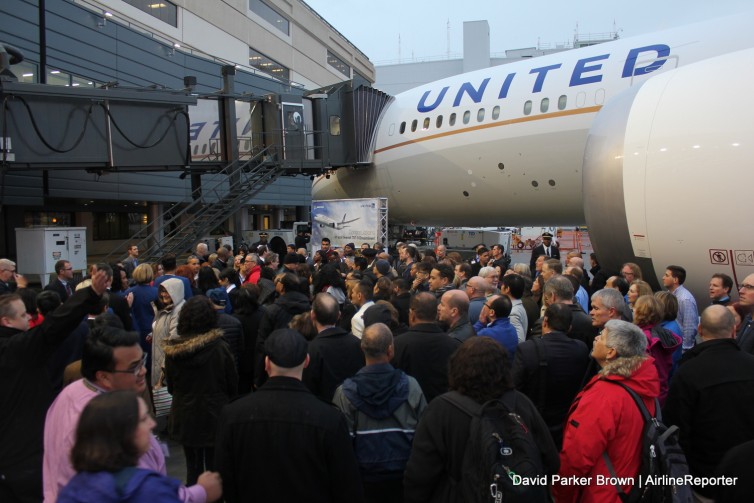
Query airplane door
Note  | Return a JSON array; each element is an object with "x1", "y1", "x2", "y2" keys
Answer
[{"x1": 282, "y1": 102, "x2": 304, "y2": 161}]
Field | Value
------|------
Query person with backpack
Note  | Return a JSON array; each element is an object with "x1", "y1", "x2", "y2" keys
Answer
[
  {"x1": 57, "y1": 391, "x2": 213, "y2": 503},
  {"x1": 632, "y1": 295, "x2": 682, "y2": 405},
  {"x1": 404, "y1": 337, "x2": 558, "y2": 503},
  {"x1": 554, "y1": 320, "x2": 660, "y2": 503}
]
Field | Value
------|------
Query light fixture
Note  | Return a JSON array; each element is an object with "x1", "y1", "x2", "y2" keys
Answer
[{"x1": 22, "y1": 73, "x2": 33, "y2": 77}]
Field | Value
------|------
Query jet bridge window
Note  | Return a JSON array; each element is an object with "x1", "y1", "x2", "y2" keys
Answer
[
  {"x1": 411, "y1": 119, "x2": 418, "y2": 132},
  {"x1": 423, "y1": 117, "x2": 430, "y2": 130},
  {"x1": 463, "y1": 110, "x2": 471, "y2": 124},
  {"x1": 540, "y1": 98, "x2": 550, "y2": 113},
  {"x1": 449, "y1": 113, "x2": 456, "y2": 126},
  {"x1": 477, "y1": 108, "x2": 485, "y2": 122},
  {"x1": 523, "y1": 100, "x2": 533, "y2": 115},
  {"x1": 329, "y1": 116, "x2": 341, "y2": 136},
  {"x1": 436, "y1": 115, "x2": 443, "y2": 128},
  {"x1": 492, "y1": 106, "x2": 500, "y2": 120},
  {"x1": 400, "y1": 121, "x2": 406, "y2": 134},
  {"x1": 558, "y1": 95, "x2": 567, "y2": 110}
]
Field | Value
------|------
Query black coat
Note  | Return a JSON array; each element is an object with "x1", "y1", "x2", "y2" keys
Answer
[
  {"x1": 303, "y1": 327, "x2": 365, "y2": 402},
  {"x1": 44, "y1": 278, "x2": 76, "y2": 303},
  {"x1": 164, "y1": 329, "x2": 238, "y2": 447},
  {"x1": 233, "y1": 307, "x2": 264, "y2": 394},
  {"x1": 393, "y1": 323, "x2": 460, "y2": 403},
  {"x1": 0, "y1": 286, "x2": 100, "y2": 487},
  {"x1": 215, "y1": 376, "x2": 365, "y2": 503},
  {"x1": 663, "y1": 339, "x2": 754, "y2": 496},
  {"x1": 391, "y1": 292, "x2": 411, "y2": 326},
  {"x1": 529, "y1": 243, "x2": 560, "y2": 272},
  {"x1": 511, "y1": 331, "x2": 590, "y2": 448},
  {"x1": 254, "y1": 291, "x2": 311, "y2": 387},
  {"x1": 217, "y1": 312, "x2": 243, "y2": 369},
  {"x1": 404, "y1": 390, "x2": 559, "y2": 503}
]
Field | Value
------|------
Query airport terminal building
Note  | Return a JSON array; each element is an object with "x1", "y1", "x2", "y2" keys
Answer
[{"x1": 0, "y1": 0, "x2": 374, "y2": 258}]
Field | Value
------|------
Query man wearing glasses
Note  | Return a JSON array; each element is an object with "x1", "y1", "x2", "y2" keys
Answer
[
  {"x1": 43, "y1": 321, "x2": 220, "y2": 503},
  {"x1": 0, "y1": 258, "x2": 27, "y2": 295},
  {"x1": 43, "y1": 260, "x2": 77, "y2": 302}
]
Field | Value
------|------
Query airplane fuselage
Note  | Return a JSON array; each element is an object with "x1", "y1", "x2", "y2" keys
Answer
[{"x1": 313, "y1": 13, "x2": 754, "y2": 226}]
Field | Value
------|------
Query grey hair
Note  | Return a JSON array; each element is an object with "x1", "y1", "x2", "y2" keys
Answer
[
  {"x1": 513, "y1": 263, "x2": 531, "y2": 277},
  {"x1": 0, "y1": 258, "x2": 16, "y2": 269},
  {"x1": 479, "y1": 266, "x2": 497, "y2": 278},
  {"x1": 604, "y1": 319, "x2": 647, "y2": 357},
  {"x1": 592, "y1": 288, "x2": 626, "y2": 312},
  {"x1": 544, "y1": 275, "x2": 574, "y2": 301}
]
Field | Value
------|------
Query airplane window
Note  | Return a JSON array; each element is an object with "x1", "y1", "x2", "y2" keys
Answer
[
  {"x1": 330, "y1": 115, "x2": 341, "y2": 136},
  {"x1": 423, "y1": 117, "x2": 430, "y2": 130},
  {"x1": 595, "y1": 88, "x2": 605, "y2": 105},
  {"x1": 477, "y1": 108, "x2": 485, "y2": 122},
  {"x1": 463, "y1": 110, "x2": 471, "y2": 124},
  {"x1": 524, "y1": 100, "x2": 532, "y2": 115},
  {"x1": 411, "y1": 119, "x2": 418, "y2": 132},
  {"x1": 558, "y1": 95, "x2": 567, "y2": 110},
  {"x1": 576, "y1": 92, "x2": 586, "y2": 108},
  {"x1": 492, "y1": 106, "x2": 500, "y2": 119},
  {"x1": 389, "y1": 123, "x2": 395, "y2": 136},
  {"x1": 436, "y1": 115, "x2": 443, "y2": 128},
  {"x1": 400, "y1": 122, "x2": 406, "y2": 134},
  {"x1": 193, "y1": 145, "x2": 198, "y2": 155},
  {"x1": 540, "y1": 98, "x2": 549, "y2": 113},
  {"x1": 449, "y1": 113, "x2": 456, "y2": 126}
]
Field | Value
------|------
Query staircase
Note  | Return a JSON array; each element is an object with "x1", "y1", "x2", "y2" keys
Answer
[{"x1": 108, "y1": 146, "x2": 289, "y2": 264}]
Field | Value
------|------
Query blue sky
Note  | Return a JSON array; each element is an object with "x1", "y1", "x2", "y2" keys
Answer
[{"x1": 304, "y1": 1, "x2": 753, "y2": 63}]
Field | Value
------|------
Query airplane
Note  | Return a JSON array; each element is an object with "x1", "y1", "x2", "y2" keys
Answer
[
  {"x1": 313, "y1": 213, "x2": 360, "y2": 230},
  {"x1": 311, "y1": 11, "x2": 754, "y2": 304}
]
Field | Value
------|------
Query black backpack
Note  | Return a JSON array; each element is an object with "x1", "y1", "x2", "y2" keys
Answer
[
  {"x1": 601, "y1": 380, "x2": 693, "y2": 503},
  {"x1": 442, "y1": 390, "x2": 550, "y2": 503}
]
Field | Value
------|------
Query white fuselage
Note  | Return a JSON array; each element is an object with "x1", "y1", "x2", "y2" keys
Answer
[{"x1": 312, "y1": 13, "x2": 754, "y2": 226}]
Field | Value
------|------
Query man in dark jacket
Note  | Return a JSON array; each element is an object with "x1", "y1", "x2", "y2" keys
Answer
[
  {"x1": 393, "y1": 292, "x2": 460, "y2": 402},
  {"x1": 333, "y1": 322, "x2": 427, "y2": 502},
  {"x1": 254, "y1": 273, "x2": 311, "y2": 387},
  {"x1": 438, "y1": 290, "x2": 476, "y2": 343},
  {"x1": 664, "y1": 305, "x2": 754, "y2": 500},
  {"x1": 512, "y1": 303, "x2": 590, "y2": 448},
  {"x1": 43, "y1": 260, "x2": 77, "y2": 303},
  {"x1": 529, "y1": 275, "x2": 598, "y2": 346},
  {"x1": 0, "y1": 270, "x2": 107, "y2": 503},
  {"x1": 207, "y1": 288, "x2": 243, "y2": 370},
  {"x1": 216, "y1": 328, "x2": 365, "y2": 503},
  {"x1": 303, "y1": 293, "x2": 364, "y2": 401}
]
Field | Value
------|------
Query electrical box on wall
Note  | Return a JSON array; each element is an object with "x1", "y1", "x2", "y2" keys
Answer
[{"x1": 15, "y1": 227, "x2": 88, "y2": 286}]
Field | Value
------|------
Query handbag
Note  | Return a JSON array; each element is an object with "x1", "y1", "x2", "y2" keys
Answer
[{"x1": 152, "y1": 371, "x2": 172, "y2": 417}]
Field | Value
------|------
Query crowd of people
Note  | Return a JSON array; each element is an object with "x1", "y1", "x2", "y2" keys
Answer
[{"x1": 0, "y1": 232, "x2": 753, "y2": 503}]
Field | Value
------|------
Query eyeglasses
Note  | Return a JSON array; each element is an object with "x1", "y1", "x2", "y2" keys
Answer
[
  {"x1": 109, "y1": 353, "x2": 147, "y2": 377},
  {"x1": 740, "y1": 284, "x2": 754, "y2": 291},
  {"x1": 63, "y1": 267, "x2": 73, "y2": 271}
]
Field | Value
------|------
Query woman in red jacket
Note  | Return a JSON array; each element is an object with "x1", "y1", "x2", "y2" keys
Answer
[{"x1": 554, "y1": 319, "x2": 660, "y2": 503}]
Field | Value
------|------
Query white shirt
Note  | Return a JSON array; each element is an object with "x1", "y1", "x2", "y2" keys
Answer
[{"x1": 351, "y1": 301, "x2": 375, "y2": 339}]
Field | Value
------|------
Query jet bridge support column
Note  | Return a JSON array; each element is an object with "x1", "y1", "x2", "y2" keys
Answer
[{"x1": 219, "y1": 65, "x2": 242, "y2": 244}]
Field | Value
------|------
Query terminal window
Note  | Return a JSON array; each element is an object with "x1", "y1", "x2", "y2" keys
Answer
[
  {"x1": 248, "y1": 48, "x2": 290, "y2": 81},
  {"x1": 249, "y1": 0, "x2": 289, "y2": 35},
  {"x1": 327, "y1": 51, "x2": 351, "y2": 78},
  {"x1": 122, "y1": 0, "x2": 177, "y2": 27}
]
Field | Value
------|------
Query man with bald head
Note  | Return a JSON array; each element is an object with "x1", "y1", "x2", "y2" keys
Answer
[
  {"x1": 664, "y1": 305, "x2": 754, "y2": 501},
  {"x1": 333, "y1": 323, "x2": 426, "y2": 501},
  {"x1": 437, "y1": 289, "x2": 476, "y2": 343},
  {"x1": 393, "y1": 292, "x2": 460, "y2": 402},
  {"x1": 464, "y1": 276, "x2": 488, "y2": 325},
  {"x1": 304, "y1": 293, "x2": 364, "y2": 402}
]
